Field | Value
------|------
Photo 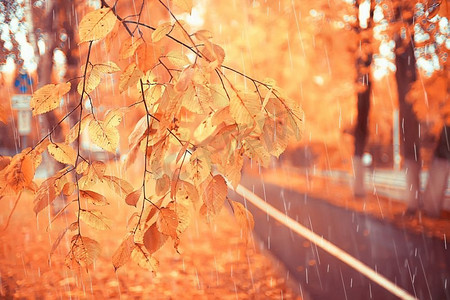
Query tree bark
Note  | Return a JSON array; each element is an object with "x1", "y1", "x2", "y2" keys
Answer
[
  {"x1": 353, "y1": 1, "x2": 373, "y2": 197},
  {"x1": 394, "y1": 27, "x2": 421, "y2": 211}
]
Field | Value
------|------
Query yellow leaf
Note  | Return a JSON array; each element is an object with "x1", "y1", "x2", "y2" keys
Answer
[
  {"x1": 172, "y1": 0, "x2": 193, "y2": 14},
  {"x1": 104, "y1": 108, "x2": 127, "y2": 127},
  {"x1": 144, "y1": 84, "x2": 163, "y2": 108},
  {"x1": 194, "y1": 30, "x2": 213, "y2": 41},
  {"x1": 80, "y1": 190, "x2": 109, "y2": 206},
  {"x1": 217, "y1": 150, "x2": 243, "y2": 189},
  {"x1": 62, "y1": 182, "x2": 75, "y2": 196},
  {"x1": 1, "y1": 152, "x2": 35, "y2": 194},
  {"x1": 172, "y1": 202, "x2": 190, "y2": 235},
  {"x1": 143, "y1": 223, "x2": 169, "y2": 254},
  {"x1": 136, "y1": 42, "x2": 159, "y2": 73},
  {"x1": 202, "y1": 41, "x2": 225, "y2": 66},
  {"x1": 88, "y1": 119, "x2": 119, "y2": 153},
  {"x1": 112, "y1": 234, "x2": 136, "y2": 271},
  {"x1": 231, "y1": 201, "x2": 254, "y2": 240},
  {"x1": 174, "y1": 180, "x2": 199, "y2": 205},
  {"x1": 131, "y1": 245, "x2": 159, "y2": 272},
  {"x1": 156, "y1": 174, "x2": 170, "y2": 196},
  {"x1": 203, "y1": 175, "x2": 227, "y2": 215},
  {"x1": 229, "y1": 92, "x2": 262, "y2": 128},
  {"x1": 125, "y1": 189, "x2": 142, "y2": 207},
  {"x1": 30, "y1": 82, "x2": 71, "y2": 115},
  {"x1": 262, "y1": 117, "x2": 290, "y2": 157},
  {"x1": 152, "y1": 22, "x2": 172, "y2": 42},
  {"x1": 79, "y1": 8, "x2": 116, "y2": 43},
  {"x1": 77, "y1": 67, "x2": 101, "y2": 94},
  {"x1": 119, "y1": 63, "x2": 143, "y2": 93},
  {"x1": 175, "y1": 67, "x2": 194, "y2": 92},
  {"x1": 104, "y1": 175, "x2": 134, "y2": 197},
  {"x1": 186, "y1": 148, "x2": 211, "y2": 186},
  {"x1": 66, "y1": 114, "x2": 93, "y2": 144},
  {"x1": 156, "y1": 207, "x2": 178, "y2": 238},
  {"x1": 119, "y1": 37, "x2": 143, "y2": 59},
  {"x1": 78, "y1": 209, "x2": 111, "y2": 230},
  {"x1": 65, "y1": 235, "x2": 101, "y2": 268},
  {"x1": 93, "y1": 61, "x2": 120, "y2": 74},
  {"x1": 50, "y1": 222, "x2": 78, "y2": 257},
  {"x1": 33, "y1": 177, "x2": 57, "y2": 214},
  {"x1": 166, "y1": 50, "x2": 190, "y2": 68},
  {"x1": 47, "y1": 143, "x2": 77, "y2": 166},
  {"x1": 243, "y1": 137, "x2": 271, "y2": 168}
]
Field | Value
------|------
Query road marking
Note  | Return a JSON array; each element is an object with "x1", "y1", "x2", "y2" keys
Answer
[{"x1": 236, "y1": 184, "x2": 417, "y2": 300}]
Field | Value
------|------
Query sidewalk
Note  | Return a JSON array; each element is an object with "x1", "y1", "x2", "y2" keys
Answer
[
  {"x1": 249, "y1": 164, "x2": 450, "y2": 241},
  {"x1": 0, "y1": 191, "x2": 300, "y2": 299}
]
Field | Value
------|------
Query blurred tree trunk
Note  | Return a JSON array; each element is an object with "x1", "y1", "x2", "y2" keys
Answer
[
  {"x1": 35, "y1": 0, "x2": 63, "y2": 176},
  {"x1": 394, "y1": 5, "x2": 421, "y2": 212},
  {"x1": 353, "y1": 0, "x2": 373, "y2": 197}
]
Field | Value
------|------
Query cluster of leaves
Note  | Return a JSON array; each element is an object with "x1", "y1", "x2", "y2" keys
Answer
[{"x1": 0, "y1": 0, "x2": 303, "y2": 272}]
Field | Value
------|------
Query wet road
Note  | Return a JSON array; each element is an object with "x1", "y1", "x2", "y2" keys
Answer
[{"x1": 230, "y1": 176, "x2": 450, "y2": 300}]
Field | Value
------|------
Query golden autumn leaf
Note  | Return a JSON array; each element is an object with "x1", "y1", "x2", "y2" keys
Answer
[
  {"x1": 193, "y1": 30, "x2": 213, "y2": 41},
  {"x1": 131, "y1": 245, "x2": 159, "y2": 272},
  {"x1": 166, "y1": 50, "x2": 190, "y2": 68},
  {"x1": 174, "y1": 180, "x2": 199, "y2": 205},
  {"x1": 78, "y1": 209, "x2": 111, "y2": 230},
  {"x1": 80, "y1": 189, "x2": 109, "y2": 206},
  {"x1": 231, "y1": 200, "x2": 255, "y2": 239},
  {"x1": 202, "y1": 41, "x2": 225, "y2": 66},
  {"x1": 172, "y1": 0, "x2": 193, "y2": 14},
  {"x1": 1, "y1": 152, "x2": 35, "y2": 195},
  {"x1": 144, "y1": 84, "x2": 163, "y2": 108},
  {"x1": 33, "y1": 177, "x2": 57, "y2": 214},
  {"x1": 155, "y1": 174, "x2": 170, "y2": 196},
  {"x1": 78, "y1": 161, "x2": 107, "y2": 189},
  {"x1": 262, "y1": 117, "x2": 290, "y2": 157},
  {"x1": 66, "y1": 235, "x2": 101, "y2": 268},
  {"x1": 143, "y1": 223, "x2": 169, "y2": 254},
  {"x1": 93, "y1": 61, "x2": 121, "y2": 74},
  {"x1": 119, "y1": 37, "x2": 143, "y2": 59},
  {"x1": 66, "y1": 114, "x2": 93, "y2": 144},
  {"x1": 203, "y1": 174, "x2": 227, "y2": 215},
  {"x1": 278, "y1": 97, "x2": 304, "y2": 141},
  {"x1": 104, "y1": 175, "x2": 134, "y2": 197},
  {"x1": 152, "y1": 22, "x2": 172, "y2": 42},
  {"x1": 156, "y1": 207, "x2": 178, "y2": 238},
  {"x1": 112, "y1": 234, "x2": 136, "y2": 271},
  {"x1": 243, "y1": 137, "x2": 271, "y2": 168},
  {"x1": 217, "y1": 150, "x2": 243, "y2": 189},
  {"x1": 78, "y1": 67, "x2": 101, "y2": 94},
  {"x1": 30, "y1": 82, "x2": 71, "y2": 115},
  {"x1": 50, "y1": 222, "x2": 78, "y2": 257},
  {"x1": 171, "y1": 202, "x2": 190, "y2": 235},
  {"x1": 47, "y1": 143, "x2": 77, "y2": 166},
  {"x1": 136, "y1": 42, "x2": 159, "y2": 73},
  {"x1": 119, "y1": 63, "x2": 143, "y2": 93},
  {"x1": 229, "y1": 92, "x2": 262, "y2": 128},
  {"x1": 186, "y1": 148, "x2": 211, "y2": 186},
  {"x1": 62, "y1": 182, "x2": 75, "y2": 196},
  {"x1": 125, "y1": 189, "x2": 142, "y2": 207},
  {"x1": 88, "y1": 119, "x2": 119, "y2": 153},
  {"x1": 104, "y1": 108, "x2": 127, "y2": 127},
  {"x1": 79, "y1": 8, "x2": 116, "y2": 43}
]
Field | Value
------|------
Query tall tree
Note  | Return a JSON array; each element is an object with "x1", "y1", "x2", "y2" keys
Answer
[{"x1": 353, "y1": 0, "x2": 374, "y2": 197}]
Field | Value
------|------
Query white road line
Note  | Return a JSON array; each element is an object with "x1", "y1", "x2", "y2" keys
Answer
[{"x1": 236, "y1": 184, "x2": 417, "y2": 300}]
